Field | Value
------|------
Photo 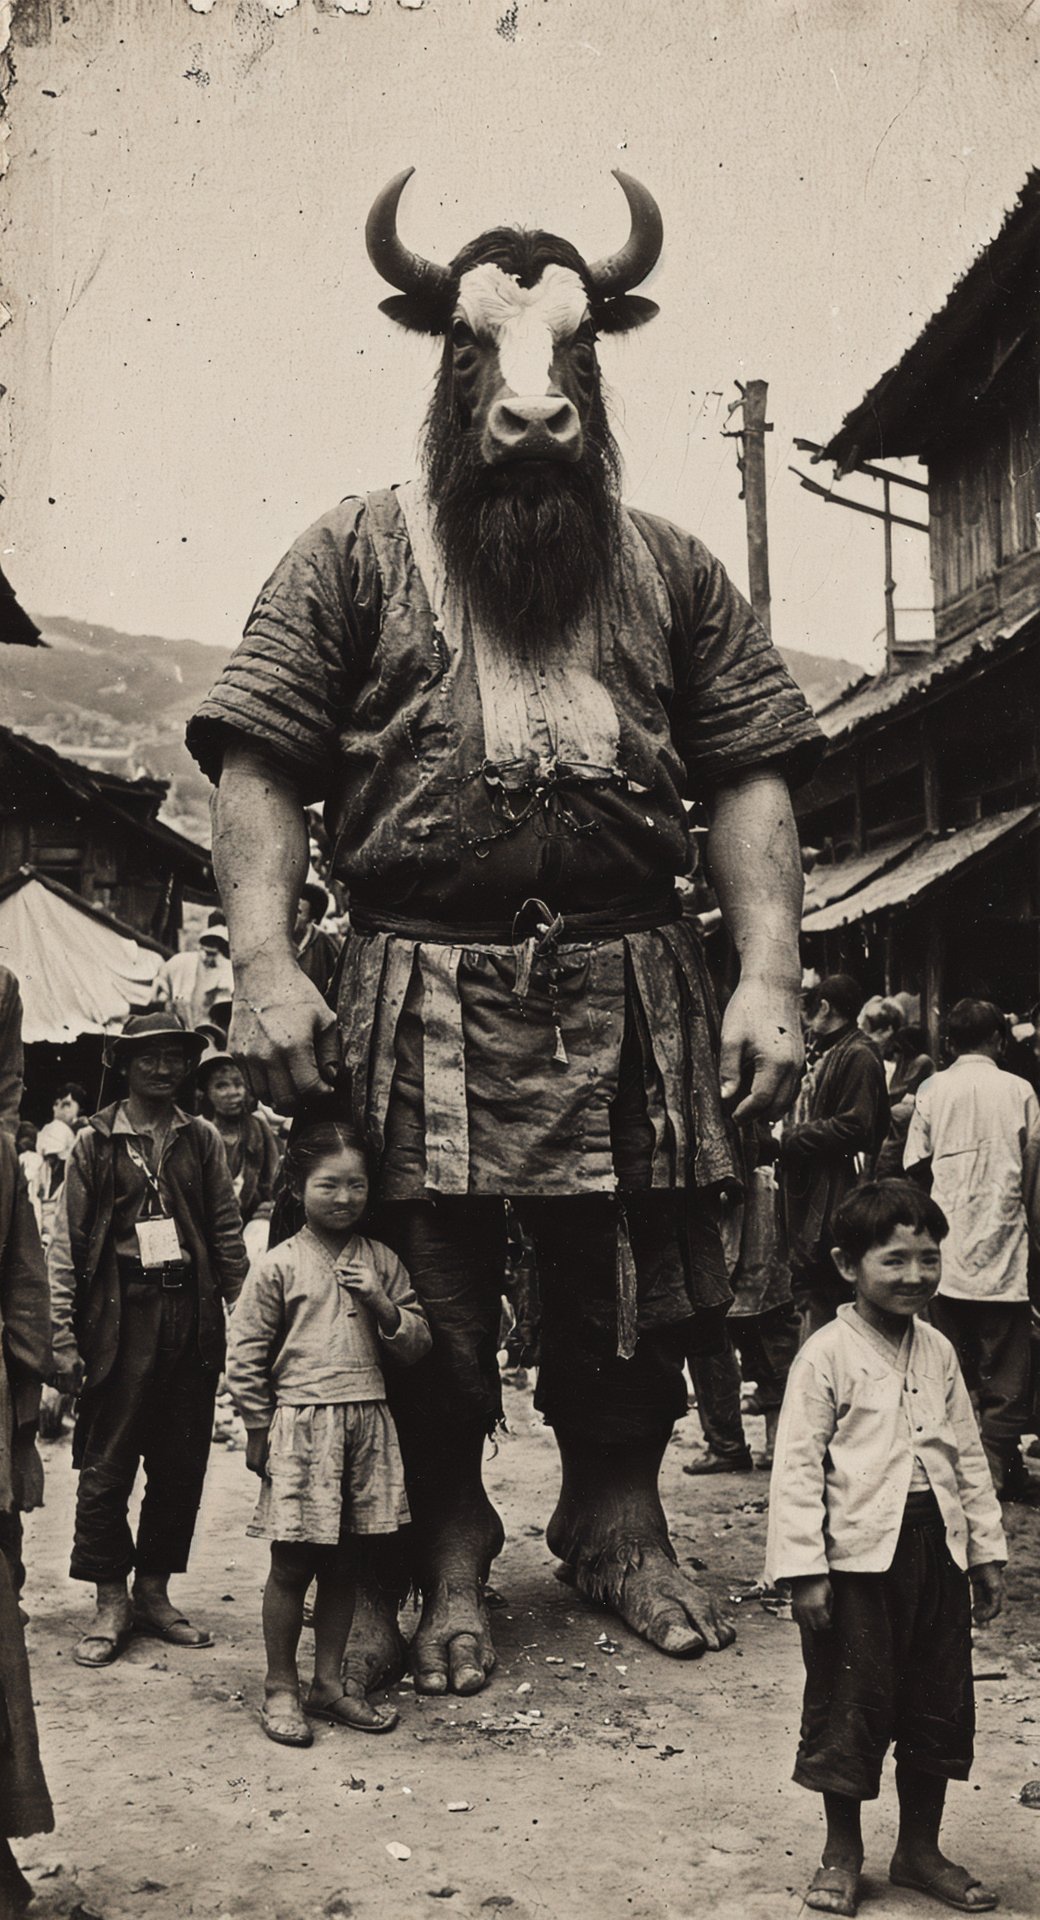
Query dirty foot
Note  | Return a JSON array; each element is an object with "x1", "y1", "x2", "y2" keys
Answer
[
  {"x1": 581, "y1": 1542, "x2": 735, "y2": 1657},
  {"x1": 806, "y1": 1861, "x2": 861, "y2": 1915},
  {"x1": 410, "y1": 1580, "x2": 497, "y2": 1695},
  {"x1": 890, "y1": 1847, "x2": 998, "y2": 1912},
  {"x1": 342, "y1": 1577, "x2": 408, "y2": 1695}
]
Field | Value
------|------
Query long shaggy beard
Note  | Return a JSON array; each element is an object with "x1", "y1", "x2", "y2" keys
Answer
[{"x1": 421, "y1": 377, "x2": 623, "y2": 649}]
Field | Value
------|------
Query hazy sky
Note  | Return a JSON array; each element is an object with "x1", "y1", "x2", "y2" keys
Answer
[{"x1": 2, "y1": 0, "x2": 1039, "y2": 670}]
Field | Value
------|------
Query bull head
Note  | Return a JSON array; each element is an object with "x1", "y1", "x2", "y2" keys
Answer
[{"x1": 366, "y1": 169, "x2": 662, "y2": 469}]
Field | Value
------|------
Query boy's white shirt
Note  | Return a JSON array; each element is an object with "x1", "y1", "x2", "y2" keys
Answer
[{"x1": 764, "y1": 1304, "x2": 1006, "y2": 1583}]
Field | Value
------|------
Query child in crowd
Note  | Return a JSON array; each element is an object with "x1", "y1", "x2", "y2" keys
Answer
[
  {"x1": 226, "y1": 1111, "x2": 430, "y2": 1748},
  {"x1": 765, "y1": 1181, "x2": 1006, "y2": 1918}
]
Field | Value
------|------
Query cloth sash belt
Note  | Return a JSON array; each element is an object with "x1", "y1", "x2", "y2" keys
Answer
[{"x1": 349, "y1": 891, "x2": 679, "y2": 947}]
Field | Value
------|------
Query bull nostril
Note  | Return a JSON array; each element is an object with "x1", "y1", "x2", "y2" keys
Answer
[
  {"x1": 498, "y1": 405, "x2": 533, "y2": 439},
  {"x1": 546, "y1": 405, "x2": 575, "y2": 437}
]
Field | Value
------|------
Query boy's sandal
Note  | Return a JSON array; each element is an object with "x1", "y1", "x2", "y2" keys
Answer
[
  {"x1": 304, "y1": 1684, "x2": 399, "y2": 1733},
  {"x1": 260, "y1": 1692, "x2": 314, "y2": 1748},
  {"x1": 805, "y1": 1864, "x2": 860, "y2": 1916},
  {"x1": 889, "y1": 1864, "x2": 997, "y2": 1912},
  {"x1": 74, "y1": 1625, "x2": 132, "y2": 1668},
  {"x1": 132, "y1": 1611, "x2": 213, "y2": 1648}
]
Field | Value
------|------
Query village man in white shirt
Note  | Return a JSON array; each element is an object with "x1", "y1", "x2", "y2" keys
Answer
[{"x1": 904, "y1": 998, "x2": 1040, "y2": 1499}]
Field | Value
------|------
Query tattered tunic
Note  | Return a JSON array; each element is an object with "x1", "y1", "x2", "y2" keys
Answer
[{"x1": 188, "y1": 482, "x2": 821, "y2": 1202}]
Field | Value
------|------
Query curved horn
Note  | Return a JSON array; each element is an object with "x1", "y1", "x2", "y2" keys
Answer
[
  {"x1": 585, "y1": 170, "x2": 663, "y2": 299},
  {"x1": 365, "y1": 167, "x2": 453, "y2": 303}
]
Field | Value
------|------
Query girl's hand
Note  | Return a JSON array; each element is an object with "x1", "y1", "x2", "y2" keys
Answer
[
  {"x1": 246, "y1": 1427, "x2": 271, "y2": 1478},
  {"x1": 790, "y1": 1575, "x2": 833, "y2": 1632},
  {"x1": 970, "y1": 1561, "x2": 1005, "y2": 1625},
  {"x1": 342, "y1": 1267, "x2": 401, "y2": 1335}
]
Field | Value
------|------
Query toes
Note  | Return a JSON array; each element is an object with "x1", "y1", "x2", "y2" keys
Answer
[
  {"x1": 448, "y1": 1633, "x2": 493, "y2": 1694},
  {"x1": 413, "y1": 1664, "x2": 449, "y2": 1695},
  {"x1": 658, "y1": 1618, "x2": 708, "y2": 1657}
]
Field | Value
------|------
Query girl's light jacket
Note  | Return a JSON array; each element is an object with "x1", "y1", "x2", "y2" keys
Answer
[{"x1": 226, "y1": 1226, "x2": 430, "y2": 1429}]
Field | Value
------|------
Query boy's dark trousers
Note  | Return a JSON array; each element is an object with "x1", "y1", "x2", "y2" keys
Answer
[
  {"x1": 70, "y1": 1269, "x2": 218, "y2": 1583},
  {"x1": 794, "y1": 1491, "x2": 974, "y2": 1801}
]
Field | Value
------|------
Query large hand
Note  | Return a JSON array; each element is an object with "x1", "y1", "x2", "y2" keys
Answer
[
  {"x1": 719, "y1": 976, "x2": 804, "y2": 1123},
  {"x1": 229, "y1": 963, "x2": 340, "y2": 1109}
]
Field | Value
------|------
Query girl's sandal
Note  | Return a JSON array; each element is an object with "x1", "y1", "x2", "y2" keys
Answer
[
  {"x1": 260, "y1": 1690, "x2": 314, "y2": 1747},
  {"x1": 304, "y1": 1683, "x2": 399, "y2": 1733}
]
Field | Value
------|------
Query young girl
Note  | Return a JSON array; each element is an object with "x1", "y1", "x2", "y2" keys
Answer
[{"x1": 225, "y1": 1115, "x2": 431, "y2": 1747}]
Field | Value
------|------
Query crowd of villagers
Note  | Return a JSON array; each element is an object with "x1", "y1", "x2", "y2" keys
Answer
[{"x1": 0, "y1": 935, "x2": 1039, "y2": 1916}]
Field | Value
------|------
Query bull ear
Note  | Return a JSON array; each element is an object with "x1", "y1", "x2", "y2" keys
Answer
[
  {"x1": 378, "y1": 294, "x2": 449, "y2": 335},
  {"x1": 593, "y1": 294, "x2": 659, "y2": 335}
]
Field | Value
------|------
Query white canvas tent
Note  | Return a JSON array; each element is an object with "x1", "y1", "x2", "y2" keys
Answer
[{"x1": 0, "y1": 868, "x2": 163, "y2": 1044}]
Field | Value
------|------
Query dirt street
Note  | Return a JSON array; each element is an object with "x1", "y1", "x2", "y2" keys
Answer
[{"x1": 15, "y1": 1390, "x2": 1040, "y2": 1920}]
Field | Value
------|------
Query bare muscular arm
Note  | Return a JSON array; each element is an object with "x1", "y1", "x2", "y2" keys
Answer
[
  {"x1": 212, "y1": 745, "x2": 339, "y2": 1105},
  {"x1": 705, "y1": 769, "x2": 804, "y2": 1122}
]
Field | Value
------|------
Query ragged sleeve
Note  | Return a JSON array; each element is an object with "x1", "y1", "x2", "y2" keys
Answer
[
  {"x1": 631, "y1": 510, "x2": 824, "y2": 797},
  {"x1": 185, "y1": 497, "x2": 380, "y2": 804}
]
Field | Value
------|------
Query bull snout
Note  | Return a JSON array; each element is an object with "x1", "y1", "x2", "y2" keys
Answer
[{"x1": 483, "y1": 394, "x2": 583, "y2": 465}]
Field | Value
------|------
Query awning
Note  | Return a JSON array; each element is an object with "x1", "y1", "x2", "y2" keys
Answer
[
  {"x1": 802, "y1": 805, "x2": 1039, "y2": 934},
  {"x1": 802, "y1": 833, "x2": 923, "y2": 917},
  {"x1": 0, "y1": 870, "x2": 163, "y2": 1044}
]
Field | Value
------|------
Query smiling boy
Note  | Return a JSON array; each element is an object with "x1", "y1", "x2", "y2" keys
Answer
[{"x1": 765, "y1": 1180, "x2": 1007, "y2": 1917}]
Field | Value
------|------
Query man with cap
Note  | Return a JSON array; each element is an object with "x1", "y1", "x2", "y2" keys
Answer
[
  {"x1": 152, "y1": 916, "x2": 234, "y2": 1031},
  {"x1": 48, "y1": 1012, "x2": 248, "y2": 1667},
  {"x1": 293, "y1": 882, "x2": 342, "y2": 1003}
]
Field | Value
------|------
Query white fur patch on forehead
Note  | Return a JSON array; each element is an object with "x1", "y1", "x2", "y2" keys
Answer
[{"x1": 455, "y1": 262, "x2": 589, "y2": 340}]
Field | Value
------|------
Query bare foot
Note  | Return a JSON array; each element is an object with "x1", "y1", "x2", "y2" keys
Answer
[
  {"x1": 341, "y1": 1578, "x2": 408, "y2": 1695},
  {"x1": 547, "y1": 1437, "x2": 735, "y2": 1657},
  {"x1": 806, "y1": 1861, "x2": 861, "y2": 1915},
  {"x1": 410, "y1": 1579, "x2": 497, "y2": 1694},
  {"x1": 890, "y1": 1846, "x2": 998, "y2": 1911},
  {"x1": 603, "y1": 1543, "x2": 735, "y2": 1656}
]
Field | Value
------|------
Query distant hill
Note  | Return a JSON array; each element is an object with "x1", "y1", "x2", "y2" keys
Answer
[
  {"x1": 0, "y1": 616, "x2": 862, "y2": 843},
  {"x1": 0, "y1": 614, "x2": 222, "y2": 842},
  {"x1": 780, "y1": 645, "x2": 864, "y2": 710}
]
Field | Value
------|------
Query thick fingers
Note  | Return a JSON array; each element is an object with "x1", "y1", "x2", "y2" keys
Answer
[
  {"x1": 314, "y1": 1014, "x2": 342, "y2": 1085},
  {"x1": 733, "y1": 1059, "x2": 800, "y2": 1124},
  {"x1": 718, "y1": 1037, "x2": 745, "y2": 1107}
]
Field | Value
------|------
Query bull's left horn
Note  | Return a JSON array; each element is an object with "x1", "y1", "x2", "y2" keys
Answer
[
  {"x1": 365, "y1": 167, "x2": 453, "y2": 302},
  {"x1": 585, "y1": 170, "x2": 663, "y2": 298}
]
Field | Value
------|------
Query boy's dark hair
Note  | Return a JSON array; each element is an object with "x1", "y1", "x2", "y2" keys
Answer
[
  {"x1": 812, "y1": 973, "x2": 863, "y2": 1022},
  {"x1": 945, "y1": 998, "x2": 1005, "y2": 1056},
  {"x1": 55, "y1": 1081, "x2": 90, "y2": 1110},
  {"x1": 832, "y1": 1179, "x2": 948, "y2": 1262}
]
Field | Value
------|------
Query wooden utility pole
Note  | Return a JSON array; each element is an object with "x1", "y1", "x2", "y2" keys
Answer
[
  {"x1": 724, "y1": 380, "x2": 775, "y2": 633},
  {"x1": 740, "y1": 379, "x2": 773, "y2": 635}
]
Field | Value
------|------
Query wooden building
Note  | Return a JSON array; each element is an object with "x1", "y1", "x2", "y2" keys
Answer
[
  {"x1": 795, "y1": 171, "x2": 1040, "y2": 1050},
  {"x1": 0, "y1": 721, "x2": 212, "y2": 948}
]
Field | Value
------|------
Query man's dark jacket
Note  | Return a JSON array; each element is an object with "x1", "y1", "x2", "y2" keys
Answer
[
  {"x1": 48, "y1": 1104, "x2": 248, "y2": 1389},
  {"x1": 782, "y1": 1026, "x2": 890, "y2": 1269}
]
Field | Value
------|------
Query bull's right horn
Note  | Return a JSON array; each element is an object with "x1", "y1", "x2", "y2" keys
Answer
[
  {"x1": 585, "y1": 170, "x2": 663, "y2": 299},
  {"x1": 365, "y1": 168, "x2": 453, "y2": 303}
]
